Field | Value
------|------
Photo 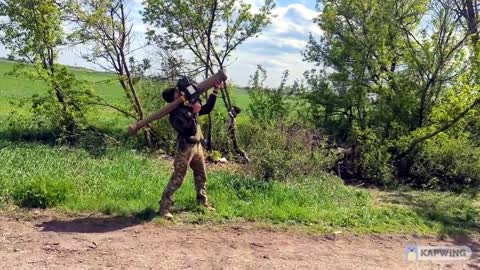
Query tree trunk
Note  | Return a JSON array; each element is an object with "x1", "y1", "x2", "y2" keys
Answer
[
  {"x1": 203, "y1": 1, "x2": 217, "y2": 152},
  {"x1": 223, "y1": 81, "x2": 250, "y2": 162},
  {"x1": 119, "y1": 78, "x2": 155, "y2": 148},
  {"x1": 399, "y1": 98, "x2": 480, "y2": 159},
  {"x1": 143, "y1": 128, "x2": 154, "y2": 148},
  {"x1": 465, "y1": 0, "x2": 479, "y2": 44},
  {"x1": 48, "y1": 61, "x2": 77, "y2": 145},
  {"x1": 227, "y1": 109, "x2": 250, "y2": 163},
  {"x1": 206, "y1": 113, "x2": 213, "y2": 151}
]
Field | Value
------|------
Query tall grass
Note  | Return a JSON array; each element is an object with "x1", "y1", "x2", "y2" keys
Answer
[{"x1": 1, "y1": 141, "x2": 478, "y2": 234}]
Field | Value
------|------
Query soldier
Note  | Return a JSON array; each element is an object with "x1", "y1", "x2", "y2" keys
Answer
[{"x1": 159, "y1": 78, "x2": 223, "y2": 220}]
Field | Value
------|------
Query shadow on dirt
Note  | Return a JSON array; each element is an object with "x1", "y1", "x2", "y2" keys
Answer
[
  {"x1": 449, "y1": 235, "x2": 480, "y2": 270},
  {"x1": 379, "y1": 191, "x2": 480, "y2": 268},
  {"x1": 36, "y1": 207, "x2": 156, "y2": 233}
]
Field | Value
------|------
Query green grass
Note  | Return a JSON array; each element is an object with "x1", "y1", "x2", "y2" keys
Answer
[
  {"x1": 0, "y1": 59, "x2": 479, "y2": 235},
  {"x1": 0, "y1": 59, "x2": 122, "y2": 102},
  {"x1": 0, "y1": 59, "x2": 250, "y2": 132},
  {"x1": 228, "y1": 86, "x2": 250, "y2": 110},
  {"x1": 0, "y1": 141, "x2": 478, "y2": 235},
  {"x1": 0, "y1": 59, "x2": 250, "y2": 107}
]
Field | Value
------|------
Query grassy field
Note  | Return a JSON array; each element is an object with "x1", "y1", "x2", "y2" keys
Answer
[
  {"x1": 0, "y1": 59, "x2": 250, "y2": 133},
  {"x1": 0, "y1": 60, "x2": 479, "y2": 235},
  {"x1": 0, "y1": 59, "x2": 251, "y2": 111}
]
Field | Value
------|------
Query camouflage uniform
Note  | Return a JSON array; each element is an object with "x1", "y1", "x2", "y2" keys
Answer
[
  {"x1": 159, "y1": 93, "x2": 217, "y2": 217},
  {"x1": 159, "y1": 124, "x2": 208, "y2": 214}
]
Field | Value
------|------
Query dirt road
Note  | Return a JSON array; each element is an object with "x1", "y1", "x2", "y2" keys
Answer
[{"x1": 0, "y1": 214, "x2": 478, "y2": 270}]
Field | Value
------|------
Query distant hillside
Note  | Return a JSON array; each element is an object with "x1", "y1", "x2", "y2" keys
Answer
[
  {"x1": 0, "y1": 58, "x2": 108, "y2": 75},
  {"x1": 0, "y1": 59, "x2": 251, "y2": 109}
]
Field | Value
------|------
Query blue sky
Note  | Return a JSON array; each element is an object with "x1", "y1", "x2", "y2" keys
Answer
[
  {"x1": 230, "y1": 0, "x2": 320, "y2": 86},
  {"x1": 0, "y1": 0, "x2": 321, "y2": 87}
]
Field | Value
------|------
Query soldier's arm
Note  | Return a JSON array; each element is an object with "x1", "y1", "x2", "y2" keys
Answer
[{"x1": 198, "y1": 93, "x2": 217, "y2": 116}]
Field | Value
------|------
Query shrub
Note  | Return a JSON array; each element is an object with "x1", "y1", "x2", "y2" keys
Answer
[
  {"x1": 354, "y1": 127, "x2": 395, "y2": 187},
  {"x1": 206, "y1": 106, "x2": 230, "y2": 155},
  {"x1": 12, "y1": 178, "x2": 73, "y2": 208},
  {"x1": 411, "y1": 134, "x2": 480, "y2": 191},
  {"x1": 240, "y1": 122, "x2": 339, "y2": 181},
  {"x1": 247, "y1": 67, "x2": 293, "y2": 126}
]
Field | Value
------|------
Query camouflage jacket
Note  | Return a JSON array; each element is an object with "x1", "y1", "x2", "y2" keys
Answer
[{"x1": 169, "y1": 94, "x2": 217, "y2": 145}]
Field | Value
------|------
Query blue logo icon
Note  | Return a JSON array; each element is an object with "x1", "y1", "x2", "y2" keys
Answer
[{"x1": 406, "y1": 244, "x2": 418, "y2": 261}]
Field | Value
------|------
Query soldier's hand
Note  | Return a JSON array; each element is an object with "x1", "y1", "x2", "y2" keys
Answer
[
  {"x1": 192, "y1": 101, "x2": 202, "y2": 113},
  {"x1": 213, "y1": 80, "x2": 223, "y2": 94}
]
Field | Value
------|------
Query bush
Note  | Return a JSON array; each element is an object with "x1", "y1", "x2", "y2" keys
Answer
[
  {"x1": 240, "y1": 122, "x2": 339, "y2": 181},
  {"x1": 206, "y1": 106, "x2": 230, "y2": 155},
  {"x1": 354, "y1": 127, "x2": 395, "y2": 187},
  {"x1": 411, "y1": 134, "x2": 480, "y2": 191},
  {"x1": 12, "y1": 178, "x2": 73, "y2": 208}
]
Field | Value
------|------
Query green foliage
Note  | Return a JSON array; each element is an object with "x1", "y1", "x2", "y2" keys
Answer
[
  {"x1": 3, "y1": 63, "x2": 98, "y2": 144},
  {"x1": 247, "y1": 67, "x2": 291, "y2": 125},
  {"x1": 0, "y1": 0, "x2": 95, "y2": 142},
  {"x1": 138, "y1": 79, "x2": 177, "y2": 152},
  {"x1": 411, "y1": 134, "x2": 480, "y2": 190},
  {"x1": 0, "y1": 60, "x2": 133, "y2": 143},
  {"x1": 238, "y1": 121, "x2": 339, "y2": 181},
  {"x1": 242, "y1": 67, "x2": 338, "y2": 181},
  {"x1": 12, "y1": 178, "x2": 73, "y2": 209},
  {"x1": 29, "y1": 65, "x2": 96, "y2": 134},
  {"x1": 208, "y1": 106, "x2": 230, "y2": 153},
  {"x1": 209, "y1": 150, "x2": 222, "y2": 162},
  {"x1": 304, "y1": 0, "x2": 480, "y2": 188},
  {"x1": 0, "y1": 0, "x2": 63, "y2": 60},
  {"x1": 143, "y1": 0, "x2": 275, "y2": 68},
  {"x1": 66, "y1": 0, "x2": 157, "y2": 148},
  {"x1": 353, "y1": 127, "x2": 395, "y2": 186}
]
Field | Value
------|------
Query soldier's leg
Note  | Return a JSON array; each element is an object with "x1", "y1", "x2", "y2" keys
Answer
[
  {"x1": 159, "y1": 145, "x2": 193, "y2": 218},
  {"x1": 189, "y1": 144, "x2": 213, "y2": 209}
]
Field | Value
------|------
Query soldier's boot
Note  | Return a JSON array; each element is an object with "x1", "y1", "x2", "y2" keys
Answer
[
  {"x1": 159, "y1": 196, "x2": 174, "y2": 220},
  {"x1": 198, "y1": 197, "x2": 215, "y2": 211}
]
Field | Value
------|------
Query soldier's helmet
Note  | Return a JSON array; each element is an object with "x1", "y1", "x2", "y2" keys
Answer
[{"x1": 162, "y1": 87, "x2": 176, "y2": 103}]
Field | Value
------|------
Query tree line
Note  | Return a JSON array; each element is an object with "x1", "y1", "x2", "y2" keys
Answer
[{"x1": 1, "y1": 0, "x2": 479, "y2": 190}]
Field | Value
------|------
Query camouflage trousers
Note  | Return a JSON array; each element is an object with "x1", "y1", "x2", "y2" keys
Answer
[{"x1": 159, "y1": 142, "x2": 208, "y2": 214}]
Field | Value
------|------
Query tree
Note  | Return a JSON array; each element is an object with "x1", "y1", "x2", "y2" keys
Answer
[
  {"x1": 399, "y1": 0, "x2": 480, "y2": 158},
  {"x1": 143, "y1": 0, "x2": 274, "y2": 160},
  {"x1": 305, "y1": 0, "x2": 480, "y2": 180},
  {"x1": 66, "y1": 0, "x2": 156, "y2": 147},
  {"x1": 0, "y1": 0, "x2": 93, "y2": 144},
  {"x1": 155, "y1": 46, "x2": 189, "y2": 83},
  {"x1": 248, "y1": 66, "x2": 291, "y2": 125}
]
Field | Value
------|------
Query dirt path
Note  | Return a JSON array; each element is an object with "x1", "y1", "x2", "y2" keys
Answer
[{"x1": 0, "y1": 214, "x2": 479, "y2": 270}]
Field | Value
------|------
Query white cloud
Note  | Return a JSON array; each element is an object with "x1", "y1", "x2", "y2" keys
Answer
[
  {"x1": 0, "y1": 1, "x2": 322, "y2": 88},
  {"x1": 270, "y1": 3, "x2": 321, "y2": 36},
  {"x1": 227, "y1": 49, "x2": 312, "y2": 88},
  {"x1": 228, "y1": 2, "x2": 321, "y2": 87},
  {"x1": 242, "y1": 0, "x2": 264, "y2": 13}
]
